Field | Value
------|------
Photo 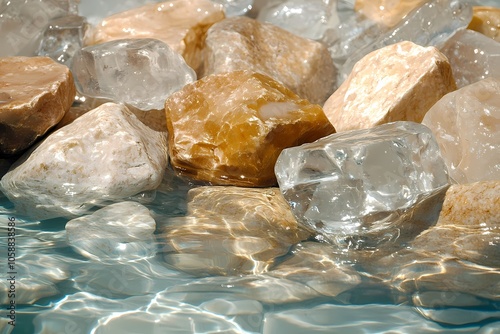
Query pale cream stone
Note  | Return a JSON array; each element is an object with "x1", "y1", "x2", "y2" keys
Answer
[
  {"x1": 468, "y1": 6, "x2": 500, "y2": 41},
  {"x1": 0, "y1": 56, "x2": 75, "y2": 156},
  {"x1": 355, "y1": 0, "x2": 428, "y2": 28},
  {"x1": 422, "y1": 77, "x2": 500, "y2": 184},
  {"x1": 323, "y1": 41, "x2": 456, "y2": 132},
  {"x1": 162, "y1": 186, "x2": 312, "y2": 276},
  {"x1": 85, "y1": 0, "x2": 225, "y2": 73},
  {"x1": 0, "y1": 103, "x2": 168, "y2": 219},
  {"x1": 202, "y1": 16, "x2": 336, "y2": 104}
]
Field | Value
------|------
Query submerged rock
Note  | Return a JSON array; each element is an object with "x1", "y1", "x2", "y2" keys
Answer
[
  {"x1": 0, "y1": 56, "x2": 75, "y2": 156},
  {"x1": 165, "y1": 70, "x2": 335, "y2": 187},
  {"x1": 0, "y1": 103, "x2": 168, "y2": 219}
]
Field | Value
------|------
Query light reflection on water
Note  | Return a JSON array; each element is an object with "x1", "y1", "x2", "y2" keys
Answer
[{"x1": 1, "y1": 180, "x2": 500, "y2": 334}]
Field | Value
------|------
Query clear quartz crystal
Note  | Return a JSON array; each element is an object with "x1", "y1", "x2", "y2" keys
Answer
[
  {"x1": 71, "y1": 38, "x2": 196, "y2": 111},
  {"x1": 275, "y1": 121, "x2": 450, "y2": 244},
  {"x1": 77, "y1": 0, "x2": 161, "y2": 25},
  {"x1": 211, "y1": 0, "x2": 253, "y2": 16},
  {"x1": 0, "y1": 0, "x2": 72, "y2": 57},
  {"x1": 338, "y1": 0, "x2": 473, "y2": 83},
  {"x1": 36, "y1": 15, "x2": 88, "y2": 65}
]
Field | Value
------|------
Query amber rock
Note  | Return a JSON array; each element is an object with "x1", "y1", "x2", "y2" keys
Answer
[
  {"x1": 165, "y1": 70, "x2": 335, "y2": 187},
  {"x1": 355, "y1": 0, "x2": 428, "y2": 28},
  {"x1": 202, "y1": 16, "x2": 336, "y2": 105},
  {"x1": 468, "y1": 6, "x2": 500, "y2": 41},
  {"x1": 85, "y1": 0, "x2": 225, "y2": 73},
  {"x1": 0, "y1": 56, "x2": 75, "y2": 156},
  {"x1": 323, "y1": 41, "x2": 456, "y2": 132}
]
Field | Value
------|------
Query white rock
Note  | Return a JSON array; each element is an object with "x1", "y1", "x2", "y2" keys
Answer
[{"x1": 0, "y1": 103, "x2": 168, "y2": 219}]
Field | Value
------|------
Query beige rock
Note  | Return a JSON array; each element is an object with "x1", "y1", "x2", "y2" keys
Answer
[
  {"x1": 468, "y1": 6, "x2": 500, "y2": 41},
  {"x1": 422, "y1": 77, "x2": 500, "y2": 184},
  {"x1": 0, "y1": 56, "x2": 75, "y2": 156},
  {"x1": 86, "y1": 0, "x2": 225, "y2": 73},
  {"x1": 165, "y1": 70, "x2": 335, "y2": 187},
  {"x1": 355, "y1": 0, "x2": 428, "y2": 28},
  {"x1": 202, "y1": 16, "x2": 336, "y2": 104},
  {"x1": 323, "y1": 41, "x2": 456, "y2": 132},
  {"x1": 162, "y1": 186, "x2": 312, "y2": 276}
]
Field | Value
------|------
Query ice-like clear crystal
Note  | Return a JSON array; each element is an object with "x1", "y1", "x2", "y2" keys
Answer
[
  {"x1": 338, "y1": 0, "x2": 473, "y2": 83},
  {"x1": 441, "y1": 29, "x2": 500, "y2": 88},
  {"x1": 36, "y1": 15, "x2": 88, "y2": 65},
  {"x1": 257, "y1": 0, "x2": 339, "y2": 41},
  {"x1": 0, "y1": 0, "x2": 72, "y2": 57},
  {"x1": 211, "y1": 0, "x2": 253, "y2": 17},
  {"x1": 275, "y1": 121, "x2": 450, "y2": 244},
  {"x1": 71, "y1": 38, "x2": 196, "y2": 111},
  {"x1": 78, "y1": 0, "x2": 161, "y2": 25}
]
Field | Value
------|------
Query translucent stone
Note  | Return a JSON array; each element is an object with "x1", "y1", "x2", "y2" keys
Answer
[
  {"x1": 422, "y1": 78, "x2": 500, "y2": 184},
  {"x1": 0, "y1": 0, "x2": 73, "y2": 57},
  {"x1": 165, "y1": 70, "x2": 335, "y2": 187},
  {"x1": 440, "y1": 29, "x2": 500, "y2": 88},
  {"x1": 78, "y1": 0, "x2": 162, "y2": 25},
  {"x1": 468, "y1": 6, "x2": 500, "y2": 41},
  {"x1": 354, "y1": 0, "x2": 428, "y2": 28},
  {"x1": 275, "y1": 121, "x2": 450, "y2": 245},
  {"x1": 211, "y1": 0, "x2": 253, "y2": 17},
  {"x1": 36, "y1": 15, "x2": 88, "y2": 65},
  {"x1": 257, "y1": 0, "x2": 340, "y2": 41},
  {"x1": 71, "y1": 38, "x2": 196, "y2": 111},
  {"x1": 339, "y1": 0, "x2": 473, "y2": 83}
]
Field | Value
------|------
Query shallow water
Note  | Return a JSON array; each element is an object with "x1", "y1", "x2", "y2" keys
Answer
[{"x1": 1, "y1": 174, "x2": 499, "y2": 334}]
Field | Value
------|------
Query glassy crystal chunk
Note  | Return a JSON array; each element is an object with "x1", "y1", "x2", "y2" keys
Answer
[
  {"x1": 71, "y1": 38, "x2": 196, "y2": 111},
  {"x1": 275, "y1": 121, "x2": 450, "y2": 244},
  {"x1": 211, "y1": 0, "x2": 253, "y2": 17}
]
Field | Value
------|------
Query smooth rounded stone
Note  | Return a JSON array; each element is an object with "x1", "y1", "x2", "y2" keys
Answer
[
  {"x1": 440, "y1": 29, "x2": 500, "y2": 88},
  {"x1": 422, "y1": 78, "x2": 500, "y2": 183},
  {"x1": 78, "y1": 0, "x2": 162, "y2": 25},
  {"x1": 211, "y1": 0, "x2": 253, "y2": 17},
  {"x1": 275, "y1": 121, "x2": 450, "y2": 247},
  {"x1": 0, "y1": 56, "x2": 76, "y2": 156},
  {"x1": 268, "y1": 242, "x2": 361, "y2": 297},
  {"x1": 85, "y1": 0, "x2": 225, "y2": 73},
  {"x1": 0, "y1": 103, "x2": 168, "y2": 220},
  {"x1": 412, "y1": 291, "x2": 487, "y2": 309},
  {"x1": 65, "y1": 201, "x2": 157, "y2": 261},
  {"x1": 71, "y1": 38, "x2": 196, "y2": 111},
  {"x1": 165, "y1": 70, "x2": 335, "y2": 187},
  {"x1": 468, "y1": 6, "x2": 500, "y2": 41},
  {"x1": 257, "y1": 0, "x2": 340, "y2": 41},
  {"x1": 162, "y1": 186, "x2": 312, "y2": 276},
  {"x1": 354, "y1": 0, "x2": 428, "y2": 28},
  {"x1": 417, "y1": 307, "x2": 500, "y2": 326},
  {"x1": 202, "y1": 16, "x2": 336, "y2": 105},
  {"x1": 323, "y1": 41, "x2": 457, "y2": 132}
]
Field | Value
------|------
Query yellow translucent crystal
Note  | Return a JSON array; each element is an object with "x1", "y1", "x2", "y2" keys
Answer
[
  {"x1": 355, "y1": 0, "x2": 428, "y2": 27},
  {"x1": 468, "y1": 6, "x2": 500, "y2": 41}
]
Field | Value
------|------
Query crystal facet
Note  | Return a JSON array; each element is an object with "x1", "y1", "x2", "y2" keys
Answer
[
  {"x1": 275, "y1": 121, "x2": 450, "y2": 244},
  {"x1": 71, "y1": 38, "x2": 196, "y2": 111}
]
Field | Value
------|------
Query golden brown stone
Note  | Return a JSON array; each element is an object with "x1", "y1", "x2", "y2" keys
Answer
[
  {"x1": 355, "y1": 0, "x2": 428, "y2": 28},
  {"x1": 85, "y1": 0, "x2": 225, "y2": 73},
  {"x1": 202, "y1": 16, "x2": 336, "y2": 105},
  {"x1": 323, "y1": 41, "x2": 456, "y2": 132},
  {"x1": 165, "y1": 70, "x2": 335, "y2": 187},
  {"x1": 162, "y1": 186, "x2": 312, "y2": 276},
  {"x1": 0, "y1": 56, "x2": 75, "y2": 156},
  {"x1": 468, "y1": 6, "x2": 500, "y2": 41}
]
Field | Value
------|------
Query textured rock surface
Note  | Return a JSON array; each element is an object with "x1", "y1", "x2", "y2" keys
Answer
[
  {"x1": 71, "y1": 38, "x2": 196, "y2": 111},
  {"x1": 202, "y1": 16, "x2": 336, "y2": 104},
  {"x1": 440, "y1": 29, "x2": 500, "y2": 88},
  {"x1": 275, "y1": 121, "x2": 450, "y2": 246},
  {"x1": 165, "y1": 70, "x2": 335, "y2": 187},
  {"x1": 0, "y1": 56, "x2": 76, "y2": 156},
  {"x1": 0, "y1": 103, "x2": 168, "y2": 219},
  {"x1": 468, "y1": 6, "x2": 500, "y2": 41},
  {"x1": 354, "y1": 0, "x2": 428, "y2": 27},
  {"x1": 86, "y1": 0, "x2": 225, "y2": 73},
  {"x1": 66, "y1": 201, "x2": 157, "y2": 261},
  {"x1": 162, "y1": 186, "x2": 312, "y2": 276},
  {"x1": 422, "y1": 78, "x2": 500, "y2": 184},
  {"x1": 323, "y1": 41, "x2": 456, "y2": 132}
]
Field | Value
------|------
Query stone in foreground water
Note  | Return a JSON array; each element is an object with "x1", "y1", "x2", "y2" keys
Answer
[
  {"x1": 323, "y1": 41, "x2": 456, "y2": 132},
  {"x1": 86, "y1": 0, "x2": 225, "y2": 73},
  {"x1": 0, "y1": 103, "x2": 168, "y2": 219},
  {"x1": 422, "y1": 78, "x2": 500, "y2": 184},
  {"x1": 0, "y1": 56, "x2": 75, "y2": 156},
  {"x1": 468, "y1": 6, "x2": 500, "y2": 41},
  {"x1": 165, "y1": 70, "x2": 335, "y2": 187},
  {"x1": 71, "y1": 39, "x2": 196, "y2": 111},
  {"x1": 162, "y1": 186, "x2": 312, "y2": 276},
  {"x1": 440, "y1": 29, "x2": 500, "y2": 88},
  {"x1": 275, "y1": 121, "x2": 450, "y2": 245},
  {"x1": 202, "y1": 16, "x2": 336, "y2": 104}
]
